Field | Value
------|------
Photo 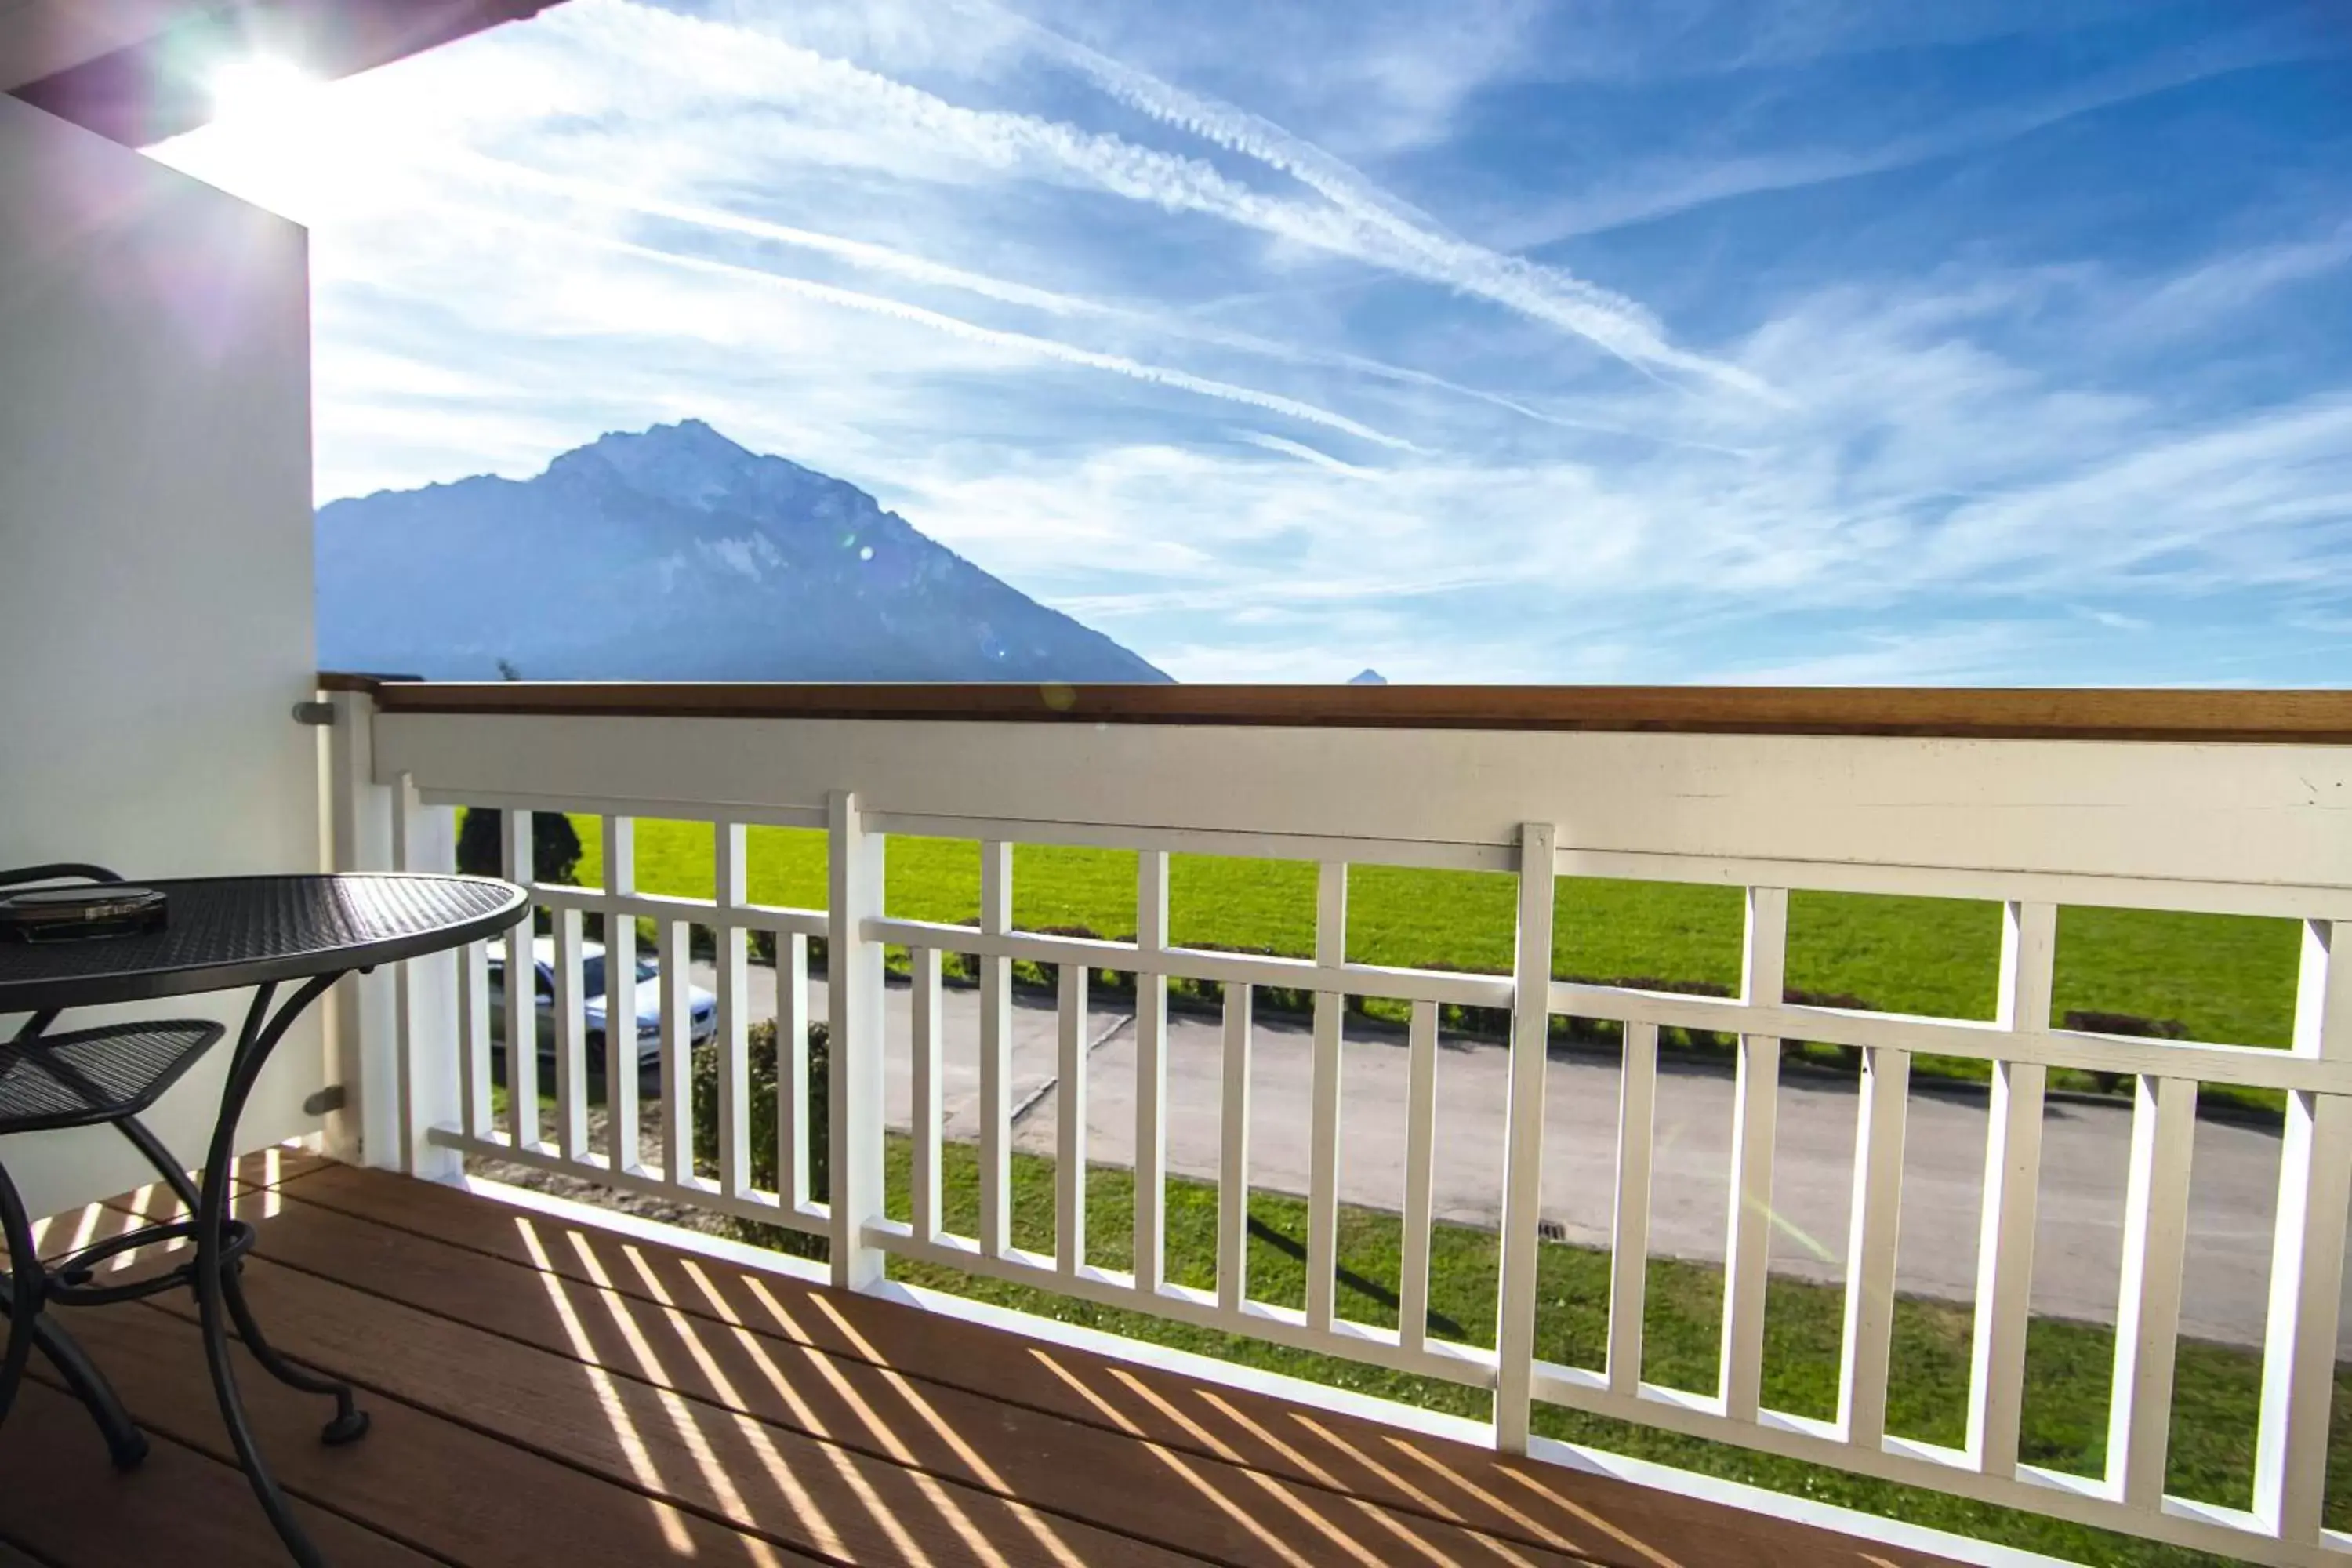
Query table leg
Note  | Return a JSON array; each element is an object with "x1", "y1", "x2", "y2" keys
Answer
[
  {"x1": 0, "y1": 1158, "x2": 38, "y2": 1427},
  {"x1": 111, "y1": 1115, "x2": 366, "y2": 1437},
  {"x1": 0, "y1": 1154, "x2": 152, "y2": 1470},
  {"x1": 31, "y1": 1313, "x2": 147, "y2": 1468},
  {"x1": 197, "y1": 973, "x2": 351, "y2": 1568},
  {"x1": 0, "y1": 1013, "x2": 61, "y2": 1431}
]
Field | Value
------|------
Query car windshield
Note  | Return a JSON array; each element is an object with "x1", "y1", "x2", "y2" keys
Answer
[{"x1": 580, "y1": 953, "x2": 661, "y2": 993}]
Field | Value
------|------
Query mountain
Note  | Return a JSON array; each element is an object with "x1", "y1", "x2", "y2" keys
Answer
[
  {"x1": 315, "y1": 419, "x2": 1168, "y2": 682},
  {"x1": 1347, "y1": 669, "x2": 1388, "y2": 685}
]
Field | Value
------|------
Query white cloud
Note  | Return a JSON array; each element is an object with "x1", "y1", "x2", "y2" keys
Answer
[{"x1": 2125, "y1": 223, "x2": 2352, "y2": 336}]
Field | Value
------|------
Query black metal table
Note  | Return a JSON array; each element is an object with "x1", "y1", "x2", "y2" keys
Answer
[{"x1": 0, "y1": 873, "x2": 528, "y2": 1566}]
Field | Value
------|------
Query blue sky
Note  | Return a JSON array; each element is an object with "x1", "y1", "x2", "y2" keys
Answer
[{"x1": 152, "y1": 0, "x2": 2352, "y2": 683}]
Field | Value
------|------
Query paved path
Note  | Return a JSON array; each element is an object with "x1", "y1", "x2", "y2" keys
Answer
[{"x1": 697, "y1": 962, "x2": 2343, "y2": 1350}]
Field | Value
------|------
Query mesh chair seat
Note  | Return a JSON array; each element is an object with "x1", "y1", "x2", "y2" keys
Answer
[{"x1": 0, "y1": 1022, "x2": 225, "y2": 1135}]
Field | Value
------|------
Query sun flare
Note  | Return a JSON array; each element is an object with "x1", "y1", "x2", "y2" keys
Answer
[{"x1": 208, "y1": 57, "x2": 321, "y2": 125}]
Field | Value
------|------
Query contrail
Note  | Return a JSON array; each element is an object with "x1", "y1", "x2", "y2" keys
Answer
[
  {"x1": 978, "y1": 2, "x2": 1447, "y2": 236},
  {"x1": 431, "y1": 141, "x2": 1740, "y2": 449},
  {"x1": 438, "y1": 147, "x2": 1099, "y2": 318},
  {"x1": 472, "y1": 208, "x2": 1421, "y2": 451},
  {"x1": 559, "y1": 0, "x2": 1769, "y2": 396},
  {"x1": 1238, "y1": 431, "x2": 1385, "y2": 477},
  {"x1": 978, "y1": 2, "x2": 1770, "y2": 396}
]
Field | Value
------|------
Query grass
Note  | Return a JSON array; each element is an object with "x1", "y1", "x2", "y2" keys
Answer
[
  {"x1": 858, "y1": 1135, "x2": 2348, "y2": 1568},
  {"x1": 557, "y1": 815, "x2": 2306, "y2": 1109}
]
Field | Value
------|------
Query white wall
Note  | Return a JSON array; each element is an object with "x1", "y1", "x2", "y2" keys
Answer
[{"x1": 0, "y1": 93, "x2": 323, "y2": 1220}]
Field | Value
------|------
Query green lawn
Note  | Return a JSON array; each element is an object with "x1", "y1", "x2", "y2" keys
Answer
[
  {"x1": 848, "y1": 1136, "x2": 2343, "y2": 1568},
  {"x1": 556, "y1": 815, "x2": 2304, "y2": 1105}
]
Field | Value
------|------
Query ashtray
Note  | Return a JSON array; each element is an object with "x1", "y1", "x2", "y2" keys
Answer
[{"x1": 0, "y1": 885, "x2": 169, "y2": 942}]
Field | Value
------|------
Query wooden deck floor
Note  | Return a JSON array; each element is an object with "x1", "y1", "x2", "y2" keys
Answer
[{"x1": 0, "y1": 1155, "x2": 1959, "y2": 1568}]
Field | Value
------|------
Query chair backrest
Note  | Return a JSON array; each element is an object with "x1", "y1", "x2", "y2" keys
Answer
[{"x1": 0, "y1": 864, "x2": 123, "y2": 890}]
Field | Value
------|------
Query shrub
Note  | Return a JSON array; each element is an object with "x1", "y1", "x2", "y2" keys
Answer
[
  {"x1": 456, "y1": 807, "x2": 583, "y2": 885},
  {"x1": 690, "y1": 1018, "x2": 830, "y2": 1260}
]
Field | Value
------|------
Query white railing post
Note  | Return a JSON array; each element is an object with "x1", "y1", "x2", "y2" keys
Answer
[
  {"x1": 1398, "y1": 998, "x2": 1440, "y2": 1356},
  {"x1": 501, "y1": 808, "x2": 542, "y2": 1153},
  {"x1": 1606, "y1": 1020, "x2": 1660, "y2": 1397},
  {"x1": 1055, "y1": 957, "x2": 1091, "y2": 1278},
  {"x1": 1134, "y1": 851, "x2": 1171, "y2": 1294},
  {"x1": 779, "y1": 931, "x2": 811, "y2": 1211},
  {"x1": 1970, "y1": 901, "x2": 2054, "y2": 1475},
  {"x1": 714, "y1": 820, "x2": 751, "y2": 1196},
  {"x1": 1837, "y1": 1041, "x2": 1910, "y2": 1449},
  {"x1": 321, "y1": 686, "x2": 394, "y2": 1168},
  {"x1": 2107, "y1": 1073, "x2": 2195, "y2": 1508},
  {"x1": 549, "y1": 901, "x2": 588, "y2": 1163},
  {"x1": 1305, "y1": 860, "x2": 1348, "y2": 1332},
  {"x1": 601, "y1": 815, "x2": 640, "y2": 1175},
  {"x1": 1494, "y1": 822, "x2": 1557, "y2": 1454},
  {"x1": 1720, "y1": 885, "x2": 1788, "y2": 1422},
  {"x1": 828, "y1": 790, "x2": 887, "y2": 1290},
  {"x1": 977, "y1": 840, "x2": 1014, "y2": 1258},
  {"x1": 2254, "y1": 919, "x2": 2352, "y2": 1542},
  {"x1": 658, "y1": 917, "x2": 691, "y2": 1182},
  {"x1": 910, "y1": 946, "x2": 943, "y2": 1242},
  {"x1": 1216, "y1": 982, "x2": 1253, "y2": 1316},
  {"x1": 390, "y1": 773, "x2": 462, "y2": 1180},
  {"x1": 459, "y1": 931, "x2": 492, "y2": 1146}
]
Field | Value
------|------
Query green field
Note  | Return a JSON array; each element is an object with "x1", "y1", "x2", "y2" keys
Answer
[
  {"x1": 856, "y1": 1135, "x2": 2341, "y2": 1568},
  {"x1": 556, "y1": 814, "x2": 2303, "y2": 1104}
]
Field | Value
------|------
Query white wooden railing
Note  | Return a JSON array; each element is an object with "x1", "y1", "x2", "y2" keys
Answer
[{"x1": 321, "y1": 680, "x2": 2352, "y2": 1566}]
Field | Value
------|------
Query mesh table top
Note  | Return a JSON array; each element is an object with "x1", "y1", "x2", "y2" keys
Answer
[{"x1": 0, "y1": 874, "x2": 528, "y2": 1013}]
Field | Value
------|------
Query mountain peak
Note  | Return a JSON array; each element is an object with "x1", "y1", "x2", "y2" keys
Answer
[{"x1": 552, "y1": 418, "x2": 759, "y2": 509}]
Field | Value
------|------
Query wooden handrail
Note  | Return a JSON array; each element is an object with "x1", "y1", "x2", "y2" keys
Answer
[{"x1": 316, "y1": 673, "x2": 2352, "y2": 742}]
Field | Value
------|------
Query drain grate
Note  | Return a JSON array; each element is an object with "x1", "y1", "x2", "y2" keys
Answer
[{"x1": 1537, "y1": 1218, "x2": 1567, "y2": 1243}]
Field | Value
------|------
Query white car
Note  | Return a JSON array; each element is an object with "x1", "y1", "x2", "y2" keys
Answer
[{"x1": 487, "y1": 936, "x2": 717, "y2": 1074}]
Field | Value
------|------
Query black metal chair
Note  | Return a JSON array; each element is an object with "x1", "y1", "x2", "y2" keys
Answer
[{"x1": 0, "y1": 865, "x2": 363, "y2": 1471}]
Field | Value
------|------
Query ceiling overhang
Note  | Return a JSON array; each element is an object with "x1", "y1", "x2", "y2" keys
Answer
[{"x1": 4, "y1": 0, "x2": 561, "y2": 146}]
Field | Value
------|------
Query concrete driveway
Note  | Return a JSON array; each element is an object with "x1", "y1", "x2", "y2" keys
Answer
[{"x1": 695, "y1": 960, "x2": 2340, "y2": 1351}]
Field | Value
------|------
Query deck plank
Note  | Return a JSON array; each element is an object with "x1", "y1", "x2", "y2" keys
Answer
[
  {"x1": 281, "y1": 1166, "x2": 1953, "y2": 1568},
  {"x1": 0, "y1": 1377, "x2": 431, "y2": 1568},
  {"x1": 131, "y1": 1262, "x2": 1223, "y2": 1568},
  {"x1": 31, "y1": 1303, "x2": 813, "y2": 1568},
  {"x1": 168, "y1": 1196, "x2": 1594, "y2": 1568}
]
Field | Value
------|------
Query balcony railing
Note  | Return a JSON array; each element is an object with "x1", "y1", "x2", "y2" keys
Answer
[{"x1": 318, "y1": 676, "x2": 2352, "y2": 1566}]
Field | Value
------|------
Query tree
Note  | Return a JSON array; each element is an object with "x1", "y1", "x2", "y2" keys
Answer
[{"x1": 456, "y1": 808, "x2": 583, "y2": 885}]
